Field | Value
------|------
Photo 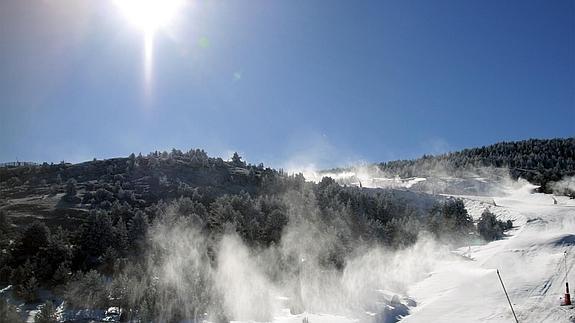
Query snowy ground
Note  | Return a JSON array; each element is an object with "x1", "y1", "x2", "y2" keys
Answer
[
  {"x1": 253, "y1": 180, "x2": 575, "y2": 323},
  {"x1": 402, "y1": 183, "x2": 575, "y2": 323},
  {"x1": 4, "y1": 180, "x2": 574, "y2": 322}
]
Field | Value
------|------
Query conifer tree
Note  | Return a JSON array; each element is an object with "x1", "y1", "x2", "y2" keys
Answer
[{"x1": 34, "y1": 301, "x2": 57, "y2": 323}]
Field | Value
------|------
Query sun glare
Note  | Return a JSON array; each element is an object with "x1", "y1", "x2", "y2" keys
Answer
[
  {"x1": 114, "y1": 0, "x2": 184, "y2": 33},
  {"x1": 114, "y1": 0, "x2": 185, "y2": 99}
]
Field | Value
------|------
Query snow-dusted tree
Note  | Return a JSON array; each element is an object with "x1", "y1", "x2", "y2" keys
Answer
[
  {"x1": 79, "y1": 211, "x2": 114, "y2": 258},
  {"x1": 34, "y1": 301, "x2": 57, "y2": 323},
  {"x1": 477, "y1": 209, "x2": 510, "y2": 241},
  {"x1": 128, "y1": 211, "x2": 148, "y2": 253},
  {"x1": 231, "y1": 152, "x2": 245, "y2": 167},
  {"x1": 114, "y1": 219, "x2": 129, "y2": 257},
  {"x1": 65, "y1": 178, "x2": 77, "y2": 197},
  {"x1": 64, "y1": 270, "x2": 107, "y2": 309}
]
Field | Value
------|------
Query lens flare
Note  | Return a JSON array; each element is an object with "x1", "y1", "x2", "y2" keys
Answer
[
  {"x1": 144, "y1": 31, "x2": 154, "y2": 93},
  {"x1": 114, "y1": 0, "x2": 184, "y2": 101},
  {"x1": 114, "y1": 0, "x2": 184, "y2": 33}
]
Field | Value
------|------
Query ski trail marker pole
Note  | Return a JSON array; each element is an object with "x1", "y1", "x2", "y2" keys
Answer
[
  {"x1": 564, "y1": 251, "x2": 571, "y2": 306},
  {"x1": 497, "y1": 269, "x2": 519, "y2": 323}
]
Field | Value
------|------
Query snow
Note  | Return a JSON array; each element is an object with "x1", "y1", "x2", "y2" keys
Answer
[
  {"x1": 234, "y1": 180, "x2": 575, "y2": 323},
  {"x1": 4, "y1": 177, "x2": 574, "y2": 322},
  {"x1": 403, "y1": 183, "x2": 575, "y2": 323}
]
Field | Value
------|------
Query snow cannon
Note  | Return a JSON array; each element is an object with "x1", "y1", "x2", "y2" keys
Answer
[{"x1": 564, "y1": 282, "x2": 572, "y2": 306}]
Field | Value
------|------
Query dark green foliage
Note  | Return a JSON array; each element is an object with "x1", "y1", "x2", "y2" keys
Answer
[
  {"x1": 441, "y1": 199, "x2": 473, "y2": 230},
  {"x1": 9, "y1": 260, "x2": 34, "y2": 287},
  {"x1": 36, "y1": 231, "x2": 72, "y2": 281},
  {"x1": 113, "y1": 219, "x2": 129, "y2": 257},
  {"x1": 0, "y1": 298, "x2": 22, "y2": 323},
  {"x1": 17, "y1": 221, "x2": 50, "y2": 257},
  {"x1": 374, "y1": 138, "x2": 575, "y2": 191},
  {"x1": 9, "y1": 260, "x2": 39, "y2": 301},
  {"x1": 128, "y1": 211, "x2": 148, "y2": 255},
  {"x1": 477, "y1": 209, "x2": 512, "y2": 241},
  {"x1": 231, "y1": 152, "x2": 245, "y2": 167},
  {"x1": 506, "y1": 219, "x2": 513, "y2": 229},
  {"x1": 51, "y1": 261, "x2": 72, "y2": 285},
  {"x1": 0, "y1": 210, "x2": 13, "y2": 247},
  {"x1": 0, "y1": 210, "x2": 11, "y2": 235},
  {"x1": 428, "y1": 199, "x2": 474, "y2": 240},
  {"x1": 95, "y1": 188, "x2": 114, "y2": 203},
  {"x1": 65, "y1": 178, "x2": 77, "y2": 196},
  {"x1": 19, "y1": 277, "x2": 38, "y2": 302},
  {"x1": 0, "y1": 266, "x2": 12, "y2": 283},
  {"x1": 10, "y1": 262, "x2": 38, "y2": 302},
  {"x1": 6, "y1": 176, "x2": 22, "y2": 187},
  {"x1": 76, "y1": 211, "x2": 115, "y2": 269},
  {"x1": 0, "y1": 146, "x2": 515, "y2": 320},
  {"x1": 206, "y1": 193, "x2": 289, "y2": 247},
  {"x1": 34, "y1": 301, "x2": 57, "y2": 323},
  {"x1": 63, "y1": 178, "x2": 80, "y2": 203},
  {"x1": 108, "y1": 273, "x2": 129, "y2": 315},
  {"x1": 64, "y1": 270, "x2": 108, "y2": 309}
]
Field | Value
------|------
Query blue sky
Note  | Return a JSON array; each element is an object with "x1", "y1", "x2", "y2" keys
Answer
[{"x1": 0, "y1": 0, "x2": 573, "y2": 169}]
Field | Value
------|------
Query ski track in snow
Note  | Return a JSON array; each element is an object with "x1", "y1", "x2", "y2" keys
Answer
[
  {"x1": 254, "y1": 181, "x2": 575, "y2": 323},
  {"x1": 5, "y1": 181, "x2": 574, "y2": 322},
  {"x1": 402, "y1": 184, "x2": 575, "y2": 323}
]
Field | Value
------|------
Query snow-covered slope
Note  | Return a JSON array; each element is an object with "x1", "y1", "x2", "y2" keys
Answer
[
  {"x1": 243, "y1": 180, "x2": 575, "y2": 323},
  {"x1": 402, "y1": 183, "x2": 575, "y2": 323},
  {"x1": 4, "y1": 179, "x2": 573, "y2": 323}
]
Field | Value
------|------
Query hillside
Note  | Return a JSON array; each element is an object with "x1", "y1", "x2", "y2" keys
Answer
[
  {"x1": 0, "y1": 142, "x2": 572, "y2": 322},
  {"x1": 402, "y1": 182, "x2": 575, "y2": 323},
  {"x1": 316, "y1": 138, "x2": 575, "y2": 196},
  {"x1": 1, "y1": 147, "x2": 483, "y2": 322},
  {"x1": 377, "y1": 138, "x2": 575, "y2": 190},
  {"x1": 0, "y1": 150, "x2": 296, "y2": 229}
]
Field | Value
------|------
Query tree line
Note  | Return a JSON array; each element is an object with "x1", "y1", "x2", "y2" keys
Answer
[{"x1": 0, "y1": 149, "x2": 515, "y2": 321}]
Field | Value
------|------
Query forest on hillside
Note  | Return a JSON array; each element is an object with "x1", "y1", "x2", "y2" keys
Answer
[
  {"x1": 0, "y1": 147, "x2": 515, "y2": 322},
  {"x1": 375, "y1": 138, "x2": 575, "y2": 192}
]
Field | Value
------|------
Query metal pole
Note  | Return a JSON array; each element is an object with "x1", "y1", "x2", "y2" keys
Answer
[
  {"x1": 497, "y1": 269, "x2": 519, "y2": 323},
  {"x1": 565, "y1": 251, "x2": 569, "y2": 283},
  {"x1": 565, "y1": 251, "x2": 572, "y2": 306}
]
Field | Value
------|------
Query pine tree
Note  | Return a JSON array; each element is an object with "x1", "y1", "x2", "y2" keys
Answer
[
  {"x1": 52, "y1": 262, "x2": 71, "y2": 285},
  {"x1": 19, "y1": 221, "x2": 50, "y2": 256},
  {"x1": 128, "y1": 211, "x2": 148, "y2": 254},
  {"x1": 80, "y1": 211, "x2": 114, "y2": 257},
  {"x1": 10, "y1": 260, "x2": 37, "y2": 301},
  {"x1": 114, "y1": 220, "x2": 129, "y2": 257},
  {"x1": 0, "y1": 210, "x2": 12, "y2": 246},
  {"x1": 65, "y1": 178, "x2": 77, "y2": 197},
  {"x1": 34, "y1": 301, "x2": 57, "y2": 323},
  {"x1": 0, "y1": 210, "x2": 10, "y2": 235},
  {"x1": 20, "y1": 276, "x2": 39, "y2": 302},
  {"x1": 477, "y1": 209, "x2": 506, "y2": 241},
  {"x1": 231, "y1": 152, "x2": 245, "y2": 167},
  {"x1": 109, "y1": 273, "x2": 130, "y2": 316},
  {"x1": 65, "y1": 270, "x2": 107, "y2": 309}
]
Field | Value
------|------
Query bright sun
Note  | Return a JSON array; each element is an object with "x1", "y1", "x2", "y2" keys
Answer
[
  {"x1": 114, "y1": 0, "x2": 185, "y2": 33},
  {"x1": 114, "y1": 0, "x2": 185, "y2": 96}
]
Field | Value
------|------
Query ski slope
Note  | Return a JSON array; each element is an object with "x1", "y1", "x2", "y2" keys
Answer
[
  {"x1": 251, "y1": 181, "x2": 575, "y2": 323},
  {"x1": 402, "y1": 183, "x2": 575, "y2": 323},
  {"x1": 3, "y1": 180, "x2": 573, "y2": 323}
]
